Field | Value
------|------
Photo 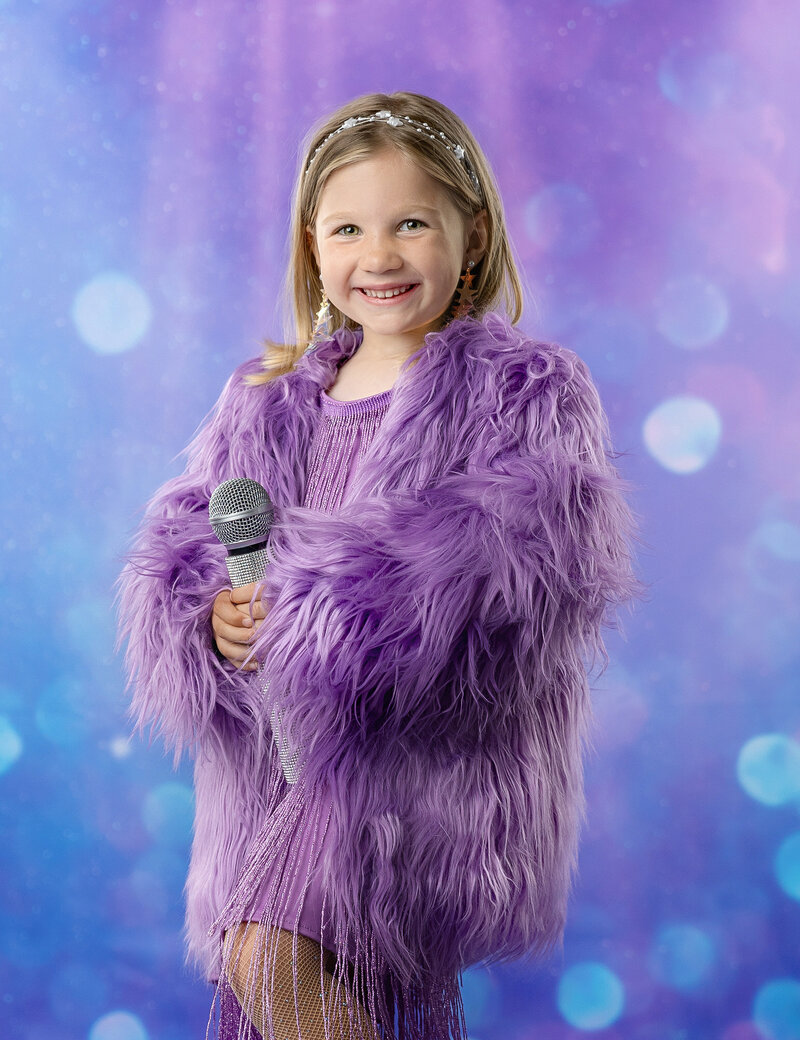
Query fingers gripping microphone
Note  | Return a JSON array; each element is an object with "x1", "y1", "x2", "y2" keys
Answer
[{"x1": 208, "y1": 478, "x2": 301, "y2": 785}]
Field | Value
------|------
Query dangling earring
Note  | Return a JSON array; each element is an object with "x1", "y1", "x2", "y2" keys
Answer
[
  {"x1": 306, "y1": 286, "x2": 332, "y2": 352},
  {"x1": 451, "y1": 259, "x2": 476, "y2": 321}
]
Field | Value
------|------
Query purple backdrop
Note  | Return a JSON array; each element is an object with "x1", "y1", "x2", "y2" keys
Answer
[{"x1": 2, "y1": 1, "x2": 800, "y2": 1038}]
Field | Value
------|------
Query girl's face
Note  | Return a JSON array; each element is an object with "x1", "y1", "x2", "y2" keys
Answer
[{"x1": 308, "y1": 146, "x2": 486, "y2": 356}]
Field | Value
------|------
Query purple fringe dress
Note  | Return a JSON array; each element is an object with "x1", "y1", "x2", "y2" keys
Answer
[{"x1": 249, "y1": 388, "x2": 394, "y2": 955}]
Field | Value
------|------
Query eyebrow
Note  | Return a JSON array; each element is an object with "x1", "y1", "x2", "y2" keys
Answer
[{"x1": 318, "y1": 205, "x2": 442, "y2": 227}]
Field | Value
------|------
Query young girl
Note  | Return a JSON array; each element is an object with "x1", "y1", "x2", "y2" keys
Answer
[{"x1": 118, "y1": 91, "x2": 639, "y2": 1040}]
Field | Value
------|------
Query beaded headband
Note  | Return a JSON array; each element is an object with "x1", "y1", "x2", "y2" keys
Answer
[{"x1": 305, "y1": 109, "x2": 482, "y2": 198}]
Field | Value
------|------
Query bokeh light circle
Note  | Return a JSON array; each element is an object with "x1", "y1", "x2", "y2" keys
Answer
[
  {"x1": 460, "y1": 966, "x2": 495, "y2": 1029},
  {"x1": 737, "y1": 735, "x2": 800, "y2": 807},
  {"x1": 89, "y1": 1010, "x2": 149, "y2": 1040},
  {"x1": 659, "y1": 47, "x2": 738, "y2": 112},
  {"x1": 655, "y1": 275, "x2": 729, "y2": 348},
  {"x1": 0, "y1": 715, "x2": 23, "y2": 774},
  {"x1": 524, "y1": 182, "x2": 599, "y2": 257},
  {"x1": 142, "y1": 782, "x2": 194, "y2": 848},
  {"x1": 72, "y1": 271, "x2": 153, "y2": 355},
  {"x1": 642, "y1": 395, "x2": 722, "y2": 474},
  {"x1": 110, "y1": 736, "x2": 133, "y2": 759},
  {"x1": 35, "y1": 675, "x2": 90, "y2": 747},
  {"x1": 128, "y1": 847, "x2": 188, "y2": 919},
  {"x1": 775, "y1": 833, "x2": 800, "y2": 901},
  {"x1": 557, "y1": 962, "x2": 625, "y2": 1030},
  {"x1": 756, "y1": 522, "x2": 800, "y2": 562},
  {"x1": 753, "y1": 979, "x2": 800, "y2": 1040},
  {"x1": 649, "y1": 923, "x2": 716, "y2": 990}
]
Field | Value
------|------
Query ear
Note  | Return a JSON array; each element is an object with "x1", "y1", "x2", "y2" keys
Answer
[
  {"x1": 465, "y1": 209, "x2": 488, "y2": 266},
  {"x1": 305, "y1": 225, "x2": 319, "y2": 267}
]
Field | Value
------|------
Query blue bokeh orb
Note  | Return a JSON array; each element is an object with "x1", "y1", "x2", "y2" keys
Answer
[
  {"x1": 756, "y1": 522, "x2": 800, "y2": 562},
  {"x1": 35, "y1": 675, "x2": 90, "y2": 748},
  {"x1": 62, "y1": 595, "x2": 117, "y2": 662},
  {"x1": 557, "y1": 962, "x2": 625, "y2": 1030},
  {"x1": 659, "y1": 46, "x2": 739, "y2": 112},
  {"x1": 129, "y1": 847, "x2": 188, "y2": 918},
  {"x1": 655, "y1": 275, "x2": 729, "y2": 349},
  {"x1": 72, "y1": 271, "x2": 153, "y2": 355},
  {"x1": 775, "y1": 833, "x2": 800, "y2": 901},
  {"x1": 460, "y1": 967, "x2": 495, "y2": 1030},
  {"x1": 642, "y1": 395, "x2": 722, "y2": 474},
  {"x1": 141, "y1": 782, "x2": 194, "y2": 848},
  {"x1": 737, "y1": 735, "x2": 800, "y2": 807},
  {"x1": 649, "y1": 923, "x2": 716, "y2": 990},
  {"x1": 89, "y1": 1011, "x2": 149, "y2": 1040},
  {"x1": 754, "y1": 979, "x2": 800, "y2": 1040},
  {"x1": 0, "y1": 715, "x2": 23, "y2": 774}
]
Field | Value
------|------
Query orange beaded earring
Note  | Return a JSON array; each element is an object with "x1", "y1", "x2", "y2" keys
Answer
[{"x1": 451, "y1": 259, "x2": 476, "y2": 321}]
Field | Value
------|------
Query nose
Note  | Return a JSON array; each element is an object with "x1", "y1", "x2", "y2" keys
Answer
[{"x1": 360, "y1": 231, "x2": 402, "y2": 273}]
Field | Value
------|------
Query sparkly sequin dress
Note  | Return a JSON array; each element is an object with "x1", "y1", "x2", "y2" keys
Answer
[{"x1": 248, "y1": 385, "x2": 395, "y2": 959}]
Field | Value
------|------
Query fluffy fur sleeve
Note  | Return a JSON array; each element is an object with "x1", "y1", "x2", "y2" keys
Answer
[
  {"x1": 116, "y1": 362, "x2": 265, "y2": 764},
  {"x1": 252, "y1": 341, "x2": 640, "y2": 782}
]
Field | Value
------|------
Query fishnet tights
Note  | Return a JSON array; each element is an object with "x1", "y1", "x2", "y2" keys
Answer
[{"x1": 224, "y1": 923, "x2": 382, "y2": 1040}]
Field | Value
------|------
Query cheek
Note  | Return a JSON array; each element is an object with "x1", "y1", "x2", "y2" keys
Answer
[{"x1": 317, "y1": 248, "x2": 340, "y2": 279}]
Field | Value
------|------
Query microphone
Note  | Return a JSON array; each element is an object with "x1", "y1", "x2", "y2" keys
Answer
[
  {"x1": 208, "y1": 478, "x2": 302, "y2": 785},
  {"x1": 209, "y1": 478, "x2": 274, "y2": 588}
]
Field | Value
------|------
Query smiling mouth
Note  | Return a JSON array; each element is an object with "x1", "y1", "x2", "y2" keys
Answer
[{"x1": 358, "y1": 284, "x2": 416, "y2": 299}]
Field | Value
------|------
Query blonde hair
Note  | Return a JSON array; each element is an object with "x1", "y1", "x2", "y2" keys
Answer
[{"x1": 250, "y1": 91, "x2": 524, "y2": 383}]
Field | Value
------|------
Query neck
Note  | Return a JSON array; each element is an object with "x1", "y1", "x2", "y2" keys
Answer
[{"x1": 358, "y1": 320, "x2": 448, "y2": 364}]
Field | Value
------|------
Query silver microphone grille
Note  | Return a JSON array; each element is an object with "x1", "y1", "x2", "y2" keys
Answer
[{"x1": 209, "y1": 478, "x2": 274, "y2": 549}]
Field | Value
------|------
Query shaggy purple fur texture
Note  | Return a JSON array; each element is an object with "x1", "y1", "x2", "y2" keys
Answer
[{"x1": 117, "y1": 312, "x2": 640, "y2": 1038}]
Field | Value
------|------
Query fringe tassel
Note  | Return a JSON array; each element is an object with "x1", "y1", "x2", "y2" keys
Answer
[{"x1": 203, "y1": 767, "x2": 469, "y2": 1040}]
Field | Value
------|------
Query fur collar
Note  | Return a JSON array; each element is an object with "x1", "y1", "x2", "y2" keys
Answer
[{"x1": 216, "y1": 311, "x2": 582, "y2": 514}]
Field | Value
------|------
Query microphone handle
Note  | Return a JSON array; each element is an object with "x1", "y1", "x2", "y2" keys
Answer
[
  {"x1": 225, "y1": 542, "x2": 272, "y2": 588},
  {"x1": 224, "y1": 541, "x2": 302, "y2": 785}
]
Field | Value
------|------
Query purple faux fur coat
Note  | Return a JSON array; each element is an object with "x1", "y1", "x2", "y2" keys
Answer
[{"x1": 118, "y1": 312, "x2": 637, "y2": 1006}]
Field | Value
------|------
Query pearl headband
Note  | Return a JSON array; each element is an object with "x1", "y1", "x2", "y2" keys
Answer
[{"x1": 305, "y1": 109, "x2": 482, "y2": 198}]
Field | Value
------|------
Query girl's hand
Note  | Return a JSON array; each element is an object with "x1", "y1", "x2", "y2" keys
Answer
[{"x1": 211, "y1": 583, "x2": 269, "y2": 671}]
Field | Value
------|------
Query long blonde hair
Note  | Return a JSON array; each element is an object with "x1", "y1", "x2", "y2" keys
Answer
[{"x1": 250, "y1": 91, "x2": 524, "y2": 383}]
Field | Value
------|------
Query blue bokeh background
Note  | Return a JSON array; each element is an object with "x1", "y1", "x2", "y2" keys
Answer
[{"x1": 2, "y1": 1, "x2": 800, "y2": 1037}]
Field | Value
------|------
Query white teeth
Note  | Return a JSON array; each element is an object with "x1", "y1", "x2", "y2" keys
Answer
[{"x1": 361, "y1": 285, "x2": 412, "y2": 298}]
